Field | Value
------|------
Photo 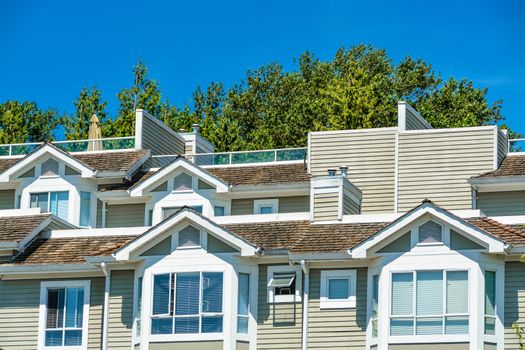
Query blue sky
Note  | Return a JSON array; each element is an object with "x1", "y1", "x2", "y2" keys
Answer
[{"x1": 0, "y1": 0, "x2": 524, "y2": 136}]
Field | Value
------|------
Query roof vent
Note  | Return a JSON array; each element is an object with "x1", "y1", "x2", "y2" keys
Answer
[
  {"x1": 339, "y1": 166, "x2": 348, "y2": 177},
  {"x1": 327, "y1": 169, "x2": 337, "y2": 176},
  {"x1": 192, "y1": 123, "x2": 200, "y2": 134}
]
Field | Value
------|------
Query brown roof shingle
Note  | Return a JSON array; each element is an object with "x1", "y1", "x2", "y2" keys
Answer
[
  {"x1": 0, "y1": 214, "x2": 51, "y2": 243},
  {"x1": 465, "y1": 217, "x2": 525, "y2": 245},
  {"x1": 207, "y1": 163, "x2": 310, "y2": 186},
  {"x1": 474, "y1": 155, "x2": 525, "y2": 178}
]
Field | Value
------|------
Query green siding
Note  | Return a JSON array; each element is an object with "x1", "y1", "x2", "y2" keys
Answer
[
  {"x1": 106, "y1": 203, "x2": 145, "y2": 228},
  {"x1": 108, "y1": 270, "x2": 134, "y2": 349},
  {"x1": 505, "y1": 262, "x2": 525, "y2": 349},
  {"x1": 141, "y1": 237, "x2": 172, "y2": 256},
  {"x1": 149, "y1": 341, "x2": 223, "y2": 350},
  {"x1": 0, "y1": 189, "x2": 15, "y2": 210},
  {"x1": 477, "y1": 191, "x2": 525, "y2": 216},
  {"x1": 450, "y1": 230, "x2": 484, "y2": 250},
  {"x1": 231, "y1": 196, "x2": 309, "y2": 216},
  {"x1": 308, "y1": 268, "x2": 367, "y2": 349},
  {"x1": 377, "y1": 232, "x2": 411, "y2": 253}
]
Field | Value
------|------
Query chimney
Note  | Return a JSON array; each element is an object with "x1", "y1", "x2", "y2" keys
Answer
[{"x1": 192, "y1": 123, "x2": 200, "y2": 134}]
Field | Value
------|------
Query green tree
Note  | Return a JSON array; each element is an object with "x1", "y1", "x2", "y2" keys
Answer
[
  {"x1": 0, "y1": 100, "x2": 58, "y2": 144},
  {"x1": 109, "y1": 61, "x2": 162, "y2": 136},
  {"x1": 63, "y1": 86, "x2": 108, "y2": 140}
]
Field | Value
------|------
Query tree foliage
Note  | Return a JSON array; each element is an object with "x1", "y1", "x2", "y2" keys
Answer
[
  {"x1": 63, "y1": 86, "x2": 108, "y2": 140},
  {"x1": 0, "y1": 101, "x2": 58, "y2": 144}
]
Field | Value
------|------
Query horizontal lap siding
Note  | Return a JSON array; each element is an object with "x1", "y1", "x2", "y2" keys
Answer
[
  {"x1": 106, "y1": 203, "x2": 145, "y2": 227},
  {"x1": 497, "y1": 130, "x2": 508, "y2": 166},
  {"x1": 257, "y1": 265, "x2": 302, "y2": 350},
  {"x1": 231, "y1": 196, "x2": 310, "y2": 215},
  {"x1": 398, "y1": 129, "x2": 495, "y2": 212},
  {"x1": 477, "y1": 191, "x2": 525, "y2": 216},
  {"x1": 142, "y1": 114, "x2": 185, "y2": 155},
  {"x1": 310, "y1": 130, "x2": 396, "y2": 213},
  {"x1": 0, "y1": 277, "x2": 104, "y2": 350},
  {"x1": 405, "y1": 109, "x2": 430, "y2": 130},
  {"x1": 505, "y1": 262, "x2": 525, "y2": 349},
  {"x1": 0, "y1": 189, "x2": 15, "y2": 209},
  {"x1": 108, "y1": 270, "x2": 134, "y2": 349},
  {"x1": 308, "y1": 268, "x2": 367, "y2": 349},
  {"x1": 314, "y1": 192, "x2": 339, "y2": 221}
]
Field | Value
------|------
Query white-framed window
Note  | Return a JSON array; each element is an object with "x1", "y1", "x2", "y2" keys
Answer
[
  {"x1": 371, "y1": 274, "x2": 379, "y2": 338},
  {"x1": 30, "y1": 191, "x2": 69, "y2": 220},
  {"x1": 390, "y1": 270, "x2": 469, "y2": 337},
  {"x1": 38, "y1": 280, "x2": 90, "y2": 350},
  {"x1": 79, "y1": 192, "x2": 91, "y2": 227},
  {"x1": 237, "y1": 273, "x2": 250, "y2": 334},
  {"x1": 177, "y1": 225, "x2": 201, "y2": 249},
  {"x1": 320, "y1": 270, "x2": 357, "y2": 309},
  {"x1": 41, "y1": 159, "x2": 59, "y2": 177},
  {"x1": 151, "y1": 272, "x2": 224, "y2": 335},
  {"x1": 254, "y1": 199, "x2": 278, "y2": 215},
  {"x1": 173, "y1": 172, "x2": 193, "y2": 191},
  {"x1": 484, "y1": 270, "x2": 496, "y2": 335},
  {"x1": 214, "y1": 206, "x2": 225, "y2": 217},
  {"x1": 267, "y1": 265, "x2": 302, "y2": 303},
  {"x1": 417, "y1": 220, "x2": 443, "y2": 244}
]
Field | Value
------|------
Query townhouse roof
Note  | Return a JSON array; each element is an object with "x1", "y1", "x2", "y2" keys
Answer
[
  {"x1": 473, "y1": 155, "x2": 525, "y2": 178},
  {"x1": 0, "y1": 214, "x2": 51, "y2": 243}
]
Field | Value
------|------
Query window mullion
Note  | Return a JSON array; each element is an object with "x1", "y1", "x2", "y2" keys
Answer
[
  {"x1": 62, "y1": 287, "x2": 67, "y2": 346},
  {"x1": 412, "y1": 271, "x2": 416, "y2": 335},
  {"x1": 199, "y1": 272, "x2": 203, "y2": 334}
]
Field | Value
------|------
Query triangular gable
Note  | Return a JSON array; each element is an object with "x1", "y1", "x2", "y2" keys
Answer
[
  {"x1": 0, "y1": 143, "x2": 95, "y2": 182},
  {"x1": 349, "y1": 200, "x2": 507, "y2": 258},
  {"x1": 129, "y1": 157, "x2": 229, "y2": 196},
  {"x1": 113, "y1": 207, "x2": 258, "y2": 260},
  {"x1": 16, "y1": 214, "x2": 76, "y2": 253}
]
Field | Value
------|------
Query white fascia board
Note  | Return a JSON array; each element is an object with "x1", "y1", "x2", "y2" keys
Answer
[
  {"x1": 0, "y1": 242, "x2": 17, "y2": 249},
  {"x1": 0, "y1": 144, "x2": 95, "y2": 182},
  {"x1": 0, "y1": 208, "x2": 42, "y2": 217},
  {"x1": 214, "y1": 212, "x2": 310, "y2": 224},
  {"x1": 468, "y1": 176, "x2": 525, "y2": 191},
  {"x1": 349, "y1": 203, "x2": 506, "y2": 258},
  {"x1": 113, "y1": 209, "x2": 258, "y2": 260},
  {"x1": 48, "y1": 226, "x2": 148, "y2": 239},
  {"x1": 130, "y1": 158, "x2": 229, "y2": 196},
  {"x1": 488, "y1": 215, "x2": 525, "y2": 225},
  {"x1": 124, "y1": 149, "x2": 151, "y2": 180}
]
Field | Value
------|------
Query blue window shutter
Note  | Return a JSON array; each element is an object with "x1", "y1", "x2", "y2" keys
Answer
[
  {"x1": 152, "y1": 274, "x2": 170, "y2": 315},
  {"x1": 391, "y1": 273, "x2": 413, "y2": 316},
  {"x1": 79, "y1": 192, "x2": 91, "y2": 227}
]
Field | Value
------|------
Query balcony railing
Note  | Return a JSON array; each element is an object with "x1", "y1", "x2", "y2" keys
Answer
[
  {"x1": 150, "y1": 147, "x2": 307, "y2": 167},
  {"x1": 0, "y1": 137, "x2": 135, "y2": 156},
  {"x1": 509, "y1": 139, "x2": 525, "y2": 153}
]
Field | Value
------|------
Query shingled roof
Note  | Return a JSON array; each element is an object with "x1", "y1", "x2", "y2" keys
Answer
[
  {"x1": 0, "y1": 214, "x2": 51, "y2": 243},
  {"x1": 207, "y1": 163, "x2": 309, "y2": 186},
  {"x1": 473, "y1": 155, "x2": 525, "y2": 178}
]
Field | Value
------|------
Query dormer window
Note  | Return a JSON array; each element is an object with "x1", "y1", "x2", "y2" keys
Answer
[
  {"x1": 178, "y1": 225, "x2": 201, "y2": 248},
  {"x1": 254, "y1": 199, "x2": 278, "y2": 215},
  {"x1": 41, "y1": 159, "x2": 59, "y2": 177},
  {"x1": 418, "y1": 220, "x2": 443, "y2": 244},
  {"x1": 173, "y1": 173, "x2": 192, "y2": 191},
  {"x1": 30, "y1": 191, "x2": 69, "y2": 220}
]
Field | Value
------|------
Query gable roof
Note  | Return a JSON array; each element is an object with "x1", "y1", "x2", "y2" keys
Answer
[{"x1": 0, "y1": 214, "x2": 52, "y2": 244}]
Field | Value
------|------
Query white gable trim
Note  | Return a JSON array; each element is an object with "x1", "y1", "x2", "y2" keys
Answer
[
  {"x1": 129, "y1": 158, "x2": 229, "y2": 196},
  {"x1": 113, "y1": 209, "x2": 257, "y2": 260},
  {"x1": 349, "y1": 202, "x2": 507, "y2": 258},
  {"x1": 0, "y1": 144, "x2": 95, "y2": 182}
]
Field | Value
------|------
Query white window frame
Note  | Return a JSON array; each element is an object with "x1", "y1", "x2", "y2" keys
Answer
[
  {"x1": 320, "y1": 269, "x2": 357, "y2": 309},
  {"x1": 38, "y1": 280, "x2": 91, "y2": 350},
  {"x1": 416, "y1": 220, "x2": 444, "y2": 246},
  {"x1": 267, "y1": 265, "x2": 302, "y2": 303},
  {"x1": 176, "y1": 225, "x2": 203, "y2": 250},
  {"x1": 30, "y1": 190, "x2": 70, "y2": 215},
  {"x1": 253, "y1": 199, "x2": 279, "y2": 215}
]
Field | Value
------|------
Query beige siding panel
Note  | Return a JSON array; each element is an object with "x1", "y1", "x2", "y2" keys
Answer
[
  {"x1": 398, "y1": 129, "x2": 495, "y2": 212},
  {"x1": 0, "y1": 277, "x2": 104, "y2": 350},
  {"x1": 150, "y1": 341, "x2": 223, "y2": 350},
  {"x1": 309, "y1": 130, "x2": 396, "y2": 213},
  {"x1": 0, "y1": 189, "x2": 14, "y2": 209},
  {"x1": 106, "y1": 203, "x2": 145, "y2": 228},
  {"x1": 231, "y1": 196, "x2": 309, "y2": 216},
  {"x1": 141, "y1": 113, "x2": 185, "y2": 155},
  {"x1": 477, "y1": 191, "x2": 525, "y2": 216},
  {"x1": 108, "y1": 270, "x2": 134, "y2": 349},
  {"x1": 313, "y1": 192, "x2": 339, "y2": 221},
  {"x1": 307, "y1": 268, "x2": 367, "y2": 349},
  {"x1": 257, "y1": 265, "x2": 302, "y2": 350},
  {"x1": 484, "y1": 343, "x2": 497, "y2": 350},
  {"x1": 389, "y1": 344, "x2": 468, "y2": 350},
  {"x1": 237, "y1": 341, "x2": 250, "y2": 350},
  {"x1": 505, "y1": 262, "x2": 525, "y2": 349}
]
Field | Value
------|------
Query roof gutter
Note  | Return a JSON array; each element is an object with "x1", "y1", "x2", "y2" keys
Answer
[{"x1": 300, "y1": 259, "x2": 309, "y2": 350}]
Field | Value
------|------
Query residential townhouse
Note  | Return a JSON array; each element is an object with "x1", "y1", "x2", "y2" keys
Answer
[{"x1": 0, "y1": 102, "x2": 524, "y2": 350}]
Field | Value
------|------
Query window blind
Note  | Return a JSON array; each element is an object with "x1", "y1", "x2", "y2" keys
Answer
[
  {"x1": 238, "y1": 273, "x2": 250, "y2": 334},
  {"x1": 392, "y1": 273, "x2": 413, "y2": 316},
  {"x1": 485, "y1": 270, "x2": 496, "y2": 335},
  {"x1": 328, "y1": 278, "x2": 349, "y2": 300},
  {"x1": 152, "y1": 274, "x2": 170, "y2": 315}
]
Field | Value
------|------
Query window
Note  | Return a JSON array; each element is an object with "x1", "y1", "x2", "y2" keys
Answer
[
  {"x1": 320, "y1": 270, "x2": 357, "y2": 309},
  {"x1": 151, "y1": 272, "x2": 223, "y2": 335},
  {"x1": 162, "y1": 206, "x2": 203, "y2": 219},
  {"x1": 214, "y1": 206, "x2": 225, "y2": 217},
  {"x1": 147, "y1": 209, "x2": 153, "y2": 226},
  {"x1": 39, "y1": 281, "x2": 89, "y2": 349},
  {"x1": 237, "y1": 273, "x2": 250, "y2": 334},
  {"x1": 485, "y1": 270, "x2": 496, "y2": 335},
  {"x1": 254, "y1": 199, "x2": 278, "y2": 215},
  {"x1": 390, "y1": 270, "x2": 468, "y2": 336},
  {"x1": 372, "y1": 274, "x2": 379, "y2": 338},
  {"x1": 178, "y1": 225, "x2": 201, "y2": 248},
  {"x1": 79, "y1": 192, "x2": 91, "y2": 227},
  {"x1": 41, "y1": 159, "x2": 59, "y2": 176},
  {"x1": 267, "y1": 266, "x2": 302, "y2": 303},
  {"x1": 136, "y1": 277, "x2": 143, "y2": 338},
  {"x1": 31, "y1": 191, "x2": 69, "y2": 220},
  {"x1": 173, "y1": 173, "x2": 192, "y2": 191},
  {"x1": 418, "y1": 220, "x2": 443, "y2": 244}
]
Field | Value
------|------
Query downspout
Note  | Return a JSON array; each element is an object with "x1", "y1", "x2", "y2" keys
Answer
[
  {"x1": 100, "y1": 262, "x2": 111, "y2": 350},
  {"x1": 301, "y1": 260, "x2": 309, "y2": 350}
]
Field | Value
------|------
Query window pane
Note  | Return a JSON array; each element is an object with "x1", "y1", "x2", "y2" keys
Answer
[
  {"x1": 151, "y1": 317, "x2": 173, "y2": 334},
  {"x1": 79, "y1": 192, "x2": 91, "y2": 227},
  {"x1": 65, "y1": 288, "x2": 83, "y2": 328},
  {"x1": 238, "y1": 273, "x2": 250, "y2": 316},
  {"x1": 416, "y1": 317, "x2": 443, "y2": 335},
  {"x1": 485, "y1": 316, "x2": 496, "y2": 335},
  {"x1": 45, "y1": 330, "x2": 63, "y2": 346},
  {"x1": 237, "y1": 317, "x2": 249, "y2": 334},
  {"x1": 202, "y1": 315, "x2": 223, "y2": 333},
  {"x1": 416, "y1": 271, "x2": 443, "y2": 316},
  {"x1": 418, "y1": 221, "x2": 442, "y2": 243},
  {"x1": 174, "y1": 317, "x2": 199, "y2": 333},
  {"x1": 173, "y1": 172, "x2": 192, "y2": 191},
  {"x1": 372, "y1": 275, "x2": 379, "y2": 318},
  {"x1": 390, "y1": 318, "x2": 414, "y2": 336},
  {"x1": 260, "y1": 206, "x2": 273, "y2": 214},
  {"x1": 175, "y1": 273, "x2": 200, "y2": 315},
  {"x1": 447, "y1": 271, "x2": 468, "y2": 314},
  {"x1": 64, "y1": 330, "x2": 82, "y2": 346},
  {"x1": 445, "y1": 316, "x2": 469, "y2": 334},
  {"x1": 178, "y1": 226, "x2": 200, "y2": 248},
  {"x1": 485, "y1": 271, "x2": 496, "y2": 316},
  {"x1": 41, "y1": 159, "x2": 59, "y2": 176},
  {"x1": 214, "y1": 206, "x2": 225, "y2": 216},
  {"x1": 392, "y1": 273, "x2": 413, "y2": 316},
  {"x1": 152, "y1": 274, "x2": 170, "y2": 315},
  {"x1": 47, "y1": 288, "x2": 65, "y2": 329},
  {"x1": 50, "y1": 191, "x2": 69, "y2": 220},
  {"x1": 31, "y1": 193, "x2": 48, "y2": 212},
  {"x1": 202, "y1": 272, "x2": 223, "y2": 313},
  {"x1": 328, "y1": 278, "x2": 349, "y2": 300}
]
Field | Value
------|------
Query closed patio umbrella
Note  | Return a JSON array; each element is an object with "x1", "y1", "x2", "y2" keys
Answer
[{"x1": 87, "y1": 114, "x2": 102, "y2": 151}]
